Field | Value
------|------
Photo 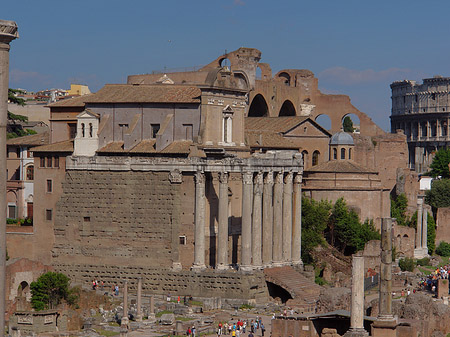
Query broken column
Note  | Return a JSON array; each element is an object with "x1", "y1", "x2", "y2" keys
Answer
[
  {"x1": 136, "y1": 277, "x2": 142, "y2": 322},
  {"x1": 148, "y1": 295, "x2": 155, "y2": 320},
  {"x1": 414, "y1": 196, "x2": 425, "y2": 258},
  {"x1": 344, "y1": 255, "x2": 368, "y2": 337},
  {"x1": 121, "y1": 280, "x2": 129, "y2": 335},
  {"x1": 0, "y1": 20, "x2": 18, "y2": 335},
  {"x1": 372, "y1": 218, "x2": 398, "y2": 337}
]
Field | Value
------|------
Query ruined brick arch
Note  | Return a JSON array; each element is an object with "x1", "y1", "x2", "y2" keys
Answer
[
  {"x1": 314, "y1": 114, "x2": 332, "y2": 131},
  {"x1": 277, "y1": 72, "x2": 291, "y2": 86},
  {"x1": 248, "y1": 94, "x2": 269, "y2": 117},
  {"x1": 341, "y1": 113, "x2": 361, "y2": 132},
  {"x1": 17, "y1": 281, "x2": 30, "y2": 298},
  {"x1": 279, "y1": 100, "x2": 296, "y2": 116}
]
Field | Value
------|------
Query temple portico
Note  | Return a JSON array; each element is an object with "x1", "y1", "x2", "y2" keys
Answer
[{"x1": 192, "y1": 166, "x2": 302, "y2": 271}]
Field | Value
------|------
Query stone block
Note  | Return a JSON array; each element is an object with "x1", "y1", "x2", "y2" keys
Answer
[{"x1": 160, "y1": 313, "x2": 175, "y2": 325}]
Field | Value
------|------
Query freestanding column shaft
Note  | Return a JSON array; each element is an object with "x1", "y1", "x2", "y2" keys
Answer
[
  {"x1": 241, "y1": 172, "x2": 253, "y2": 271},
  {"x1": 282, "y1": 172, "x2": 293, "y2": 263},
  {"x1": 292, "y1": 174, "x2": 302, "y2": 266},
  {"x1": 416, "y1": 197, "x2": 423, "y2": 249},
  {"x1": 122, "y1": 280, "x2": 129, "y2": 326},
  {"x1": 344, "y1": 255, "x2": 368, "y2": 337},
  {"x1": 379, "y1": 218, "x2": 394, "y2": 320},
  {"x1": 272, "y1": 172, "x2": 283, "y2": 266},
  {"x1": 192, "y1": 171, "x2": 206, "y2": 270},
  {"x1": 0, "y1": 21, "x2": 18, "y2": 337},
  {"x1": 422, "y1": 207, "x2": 428, "y2": 253},
  {"x1": 136, "y1": 278, "x2": 142, "y2": 322},
  {"x1": 217, "y1": 172, "x2": 229, "y2": 270},
  {"x1": 252, "y1": 172, "x2": 263, "y2": 268},
  {"x1": 262, "y1": 172, "x2": 274, "y2": 266}
]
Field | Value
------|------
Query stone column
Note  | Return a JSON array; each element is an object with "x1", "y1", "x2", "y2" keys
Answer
[
  {"x1": 422, "y1": 207, "x2": 428, "y2": 253},
  {"x1": 426, "y1": 120, "x2": 430, "y2": 140},
  {"x1": 344, "y1": 255, "x2": 368, "y2": 337},
  {"x1": 240, "y1": 171, "x2": 253, "y2": 272},
  {"x1": 149, "y1": 295, "x2": 155, "y2": 320},
  {"x1": 378, "y1": 218, "x2": 395, "y2": 321},
  {"x1": 121, "y1": 280, "x2": 129, "y2": 327},
  {"x1": 217, "y1": 172, "x2": 229, "y2": 270},
  {"x1": 262, "y1": 172, "x2": 274, "y2": 267},
  {"x1": 192, "y1": 171, "x2": 206, "y2": 270},
  {"x1": 252, "y1": 172, "x2": 263, "y2": 268},
  {"x1": 447, "y1": 117, "x2": 450, "y2": 141},
  {"x1": 0, "y1": 21, "x2": 18, "y2": 335},
  {"x1": 136, "y1": 278, "x2": 142, "y2": 322},
  {"x1": 292, "y1": 174, "x2": 303, "y2": 266},
  {"x1": 414, "y1": 196, "x2": 424, "y2": 258},
  {"x1": 282, "y1": 172, "x2": 293, "y2": 263},
  {"x1": 272, "y1": 172, "x2": 284, "y2": 266}
]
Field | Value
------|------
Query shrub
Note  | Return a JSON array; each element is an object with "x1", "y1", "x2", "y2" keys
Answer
[
  {"x1": 416, "y1": 257, "x2": 430, "y2": 266},
  {"x1": 30, "y1": 272, "x2": 77, "y2": 310},
  {"x1": 398, "y1": 257, "x2": 415, "y2": 272},
  {"x1": 436, "y1": 241, "x2": 450, "y2": 257}
]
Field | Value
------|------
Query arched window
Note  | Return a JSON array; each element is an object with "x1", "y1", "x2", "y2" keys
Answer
[
  {"x1": 349, "y1": 148, "x2": 352, "y2": 160},
  {"x1": 26, "y1": 165, "x2": 34, "y2": 181},
  {"x1": 222, "y1": 106, "x2": 234, "y2": 144},
  {"x1": 81, "y1": 123, "x2": 85, "y2": 137},
  {"x1": 302, "y1": 150, "x2": 308, "y2": 168},
  {"x1": 312, "y1": 151, "x2": 320, "y2": 166},
  {"x1": 341, "y1": 148, "x2": 346, "y2": 160},
  {"x1": 333, "y1": 148, "x2": 337, "y2": 160},
  {"x1": 89, "y1": 123, "x2": 93, "y2": 137}
]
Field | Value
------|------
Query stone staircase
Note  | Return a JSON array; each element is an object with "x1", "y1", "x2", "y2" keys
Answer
[{"x1": 264, "y1": 266, "x2": 322, "y2": 313}]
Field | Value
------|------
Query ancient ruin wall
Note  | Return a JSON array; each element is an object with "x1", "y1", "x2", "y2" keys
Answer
[{"x1": 52, "y1": 170, "x2": 181, "y2": 268}]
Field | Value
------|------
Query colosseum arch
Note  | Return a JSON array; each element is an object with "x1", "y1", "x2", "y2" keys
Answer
[
  {"x1": 279, "y1": 100, "x2": 296, "y2": 117},
  {"x1": 248, "y1": 94, "x2": 269, "y2": 117}
]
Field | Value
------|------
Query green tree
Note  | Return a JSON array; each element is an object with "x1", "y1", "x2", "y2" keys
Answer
[
  {"x1": 436, "y1": 241, "x2": 450, "y2": 257},
  {"x1": 301, "y1": 197, "x2": 332, "y2": 263},
  {"x1": 425, "y1": 179, "x2": 450, "y2": 209},
  {"x1": 7, "y1": 88, "x2": 36, "y2": 139},
  {"x1": 343, "y1": 116, "x2": 354, "y2": 133},
  {"x1": 427, "y1": 212, "x2": 436, "y2": 254},
  {"x1": 429, "y1": 148, "x2": 450, "y2": 178},
  {"x1": 391, "y1": 193, "x2": 409, "y2": 226},
  {"x1": 30, "y1": 272, "x2": 77, "y2": 310}
]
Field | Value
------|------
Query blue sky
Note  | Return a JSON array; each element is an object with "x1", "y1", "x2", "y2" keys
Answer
[{"x1": 4, "y1": 0, "x2": 450, "y2": 130}]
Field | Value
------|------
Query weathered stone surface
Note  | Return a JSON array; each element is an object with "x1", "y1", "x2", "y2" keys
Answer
[
  {"x1": 160, "y1": 313, "x2": 175, "y2": 325},
  {"x1": 316, "y1": 287, "x2": 351, "y2": 314}
]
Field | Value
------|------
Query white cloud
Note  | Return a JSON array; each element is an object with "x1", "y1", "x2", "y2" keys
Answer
[
  {"x1": 318, "y1": 66, "x2": 412, "y2": 86},
  {"x1": 233, "y1": 0, "x2": 245, "y2": 6}
]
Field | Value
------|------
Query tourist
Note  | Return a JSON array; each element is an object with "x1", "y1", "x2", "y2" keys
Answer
[
  {"x1": 250, "y1": 320, "x2": 254, "y2": 333},
  {"x1": 261, "y1": 323, "x2": 265, "y2": 337},
  {"x1": 192, "y1": 326, "x2": 196, "y2": 337},
  {"x1": 187, "y1": 327, "x2": 191, "y2": 337},
  {"x1": 218, "y1": 322, "x2": 222, "y2": 335},
  {"x1": 114, "y1": 284, "x2": 119, "y2": 296},
  {"x1": 228, "y1": 322, "x2": 232, "y2": 335}
]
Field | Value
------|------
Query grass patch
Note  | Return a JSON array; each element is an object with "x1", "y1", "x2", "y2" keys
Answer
[
  {"x1": 239, "y1": 304, "x2": 254, "y2": 310},
  {"x1": 96, "y1": 329, "x2": 119, "y2": 337},
  {"x1": 418, "y1": 266, "x2": 434, "y2": 274},
  {"x1": 108, "y1": 322, "x2": 119, "y2": 327},
  {"x1": 156, "y1": 310, "x2": 173, "y2": 318},
  {"x1": 189, "y1": 300, "x2": 203, "y2": 306}
]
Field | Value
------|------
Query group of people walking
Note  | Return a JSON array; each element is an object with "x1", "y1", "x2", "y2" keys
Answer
[{"x1": 217, "y1": 317, "x2": 265, "y2": 337}]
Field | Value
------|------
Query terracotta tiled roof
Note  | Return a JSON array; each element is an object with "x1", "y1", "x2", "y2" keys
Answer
[
  {"x1": 305, "y1": 160, "x2": 376, "y2": 173},
  {"x1": 47, "y1": 94, "x2": 92, "y2": 107},
  {"x1": 129, "y1": 140, "x2": 156, "y2": 153},
  {"x1": 160, "y1": 140, "x2": 192, "y2": 154},
  {"x1": 7, "y1": 132, "x2": 49, "y2": 146},
  {"x1": 84, "y1": 84, "x2": 201, "y2": 104},
  {"x1": 97, "y1": 142, "x2": 125, "y2": 153},
  {"x1": 31, "y1": 140, "x2": 73, "y2": 153},
  {"x1": 245, "y1": 131, "x2": 298, "y2": 149},
  {"x1": 245, "y1": 116, "x2": 309, "y2": 133}
]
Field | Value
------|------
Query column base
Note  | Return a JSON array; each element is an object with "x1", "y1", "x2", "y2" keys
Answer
[
  {"x1": 216, "y1": 264, "x2": 229, "y2": 271},
  {"x1": 240, "y1": 265, "x2": 253, "y2": 272},
  {"x1": 343, "y1": 328, "x2": 369, "y2": 337},
  {"x1": 136, "y1": 314, "x2": 143, "y2": 322},
  {"x1": 271, "y1": 261, "x2": 284, "y2": 267},
  {"x1": 191, "y1": 263, "x2": 206, "y2": 272},
  {"x1": 171, "y1": 262, "x2": 182, "y2": 271},
  {"x1": 414, "y1": 248, "x2": 428, "y2": 259},
  {"x1": 121, "y1": 317, "x2": 129, "y2": 327}
]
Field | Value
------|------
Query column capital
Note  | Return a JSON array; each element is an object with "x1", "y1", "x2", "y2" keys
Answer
[
  {"x1": 219, "y1": 171, "x2": 229, "y2": 184},
  {"x1": 195, "y1": 171, "x2": 205, "y2": 184},
  {"x1": 243, "y1": 171, "x2": 253, "y2": 185},
  {"x1": 254, "y1": 172, "x2": 263, "y2": 185},
  {"x1": 275, "y1": 171, "x2": 284, "y2": 184},
  {"x1": 284, "y1": 171, "x2": 293, "y2": 184},
  {"x1": 169, "y1": 170, "x2": 183, "y2": 184},
  {"x1": 294, "y1": 173, "x2": 302, "y2": 184},
  {"x1": 264, "y1": 171, "x2": 274, "y2": 184}
]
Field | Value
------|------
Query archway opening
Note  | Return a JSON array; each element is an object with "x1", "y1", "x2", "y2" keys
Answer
[
  {"x1": 279, "y1": 100, "x2": 296, "y2": 117},
  {"x1": 278, "y1": 72, "x2": 291, "y2": 86},
  {"x1": 18, "y1": 281, "x2": 29, "y2": 298},
  {"x1": 341, "y1": 114, "x2": 360, "y2": 133},
  {"x1": 219, "y1": 58, "x2": 231, "y2": 69},
  {"x1": 266, "y1": 281, "x2": 293, "y2": 304},
  {"x1": 256, "y1": 66, "x2": 262, "y2": 80},
  {"x1": 248, "y1": 94, "x2": 269, "y2": 117},
  {"x1": 315, "y1": 114, "x2": 332, "y2": 131},
  {"x1": 312, "y1": 151, "x2": 320, "y2": 166}
]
